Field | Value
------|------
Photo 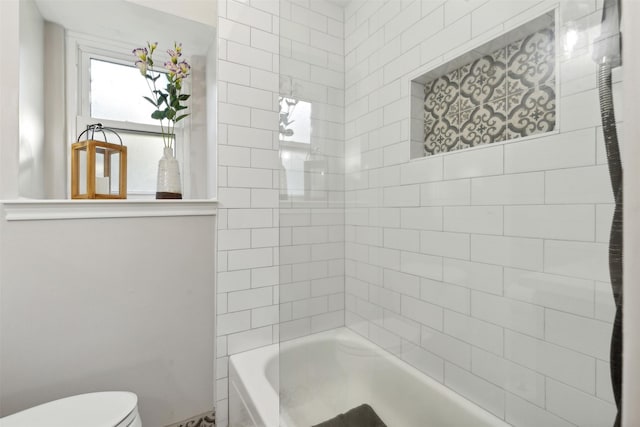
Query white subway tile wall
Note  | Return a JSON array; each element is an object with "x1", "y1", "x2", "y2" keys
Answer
[
  {"x1": 217, "y1": 0, "x2": 619, "y2": 426},
  {"x1": 278, "y1": 0, "x2": 346, "y2": 347},
  {"x1": 216, "y1": 1, "x2": 281, "y2": 426},
  {"x1": 344, "y1": 0, "x2": 617, "y2": 425}
]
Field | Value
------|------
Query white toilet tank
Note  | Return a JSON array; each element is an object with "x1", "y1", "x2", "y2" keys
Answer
[{"x1": 0, "y1": 391, "x2": 141, "y2": 427}]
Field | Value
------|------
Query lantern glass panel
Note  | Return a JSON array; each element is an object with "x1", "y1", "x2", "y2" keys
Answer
[
  {"x1": 110, "y1": 152, "x2": 121, "y2": 194},
  {"x1": 96, "y1": 150, "x2": 105, "y2": 176},
  {"x1": 77, "y1": 147, "x2": 87, "y2": 195},
  {"x1": 94, "y1": 149, "x2": 107, "y2": 195}
]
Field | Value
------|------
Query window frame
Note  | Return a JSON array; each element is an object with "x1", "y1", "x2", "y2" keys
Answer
[{"x1": 66, "y1": 32, "x2": 192, "y2": 198}]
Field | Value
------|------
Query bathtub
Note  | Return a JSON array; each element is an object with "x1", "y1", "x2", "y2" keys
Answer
[{"x1": 229, "y1": 327, "x2": 510, "y2": 427}]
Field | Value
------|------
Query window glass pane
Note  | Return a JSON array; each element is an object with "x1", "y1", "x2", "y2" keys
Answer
[
  {"x1": 279, "y1": 97, "x2": 311, "y2": 144},
  {"x1": 118, "y1": 132, "x2": 166, "y2": 195},
  {"x1": 90, "y1": 59, "x2": 168, "y2": 125},
  {"x1": 280, "y1": 145, "x2": 308, "y2": 198}
]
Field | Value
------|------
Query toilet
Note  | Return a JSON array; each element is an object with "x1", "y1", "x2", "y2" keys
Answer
[{"x1": 0, "y1": 391, "x2": 141, "y2": 427}]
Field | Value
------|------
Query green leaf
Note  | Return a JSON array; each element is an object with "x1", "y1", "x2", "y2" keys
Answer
[
  {"x1": 143, "y1": 96, "x2": 157, "y2": 106},
  {"x1": 178, "y1": 94, "x2": 190, "y2": 101},
  {"x1": 151, "y1": 110, "x2": 165, "y2": 120},
  {"x1": 175, "y1": 105, "x2": 188, "y2": 111},
  {"x1": 166, "y1": 109, "x2": 176, "y2": 120},
  {"x1": 158, "y1": 94, "x2": 168, "y2": 107},
  {"x1": 175, "y1": 114, "x2": 190, "y2": 123}
]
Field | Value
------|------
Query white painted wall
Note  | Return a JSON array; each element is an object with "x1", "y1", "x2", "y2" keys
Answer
[
  {"x1": 215, "y1": 1, "x2": 281, "y2": 425},
  {"x1": 0, "y1": 0, "x2": 20, "y2": 199},
  {"x1": 35, "y1": 0, "x2": 216, "y2": 57},
  {"x1": 188, "y1": 54, "x2": 210, "y2": 199},
  {"x1": 0, "y1": 212, "x2": 216, "y2": 426},
  {"x1": 18, "y1": 0, "x2": 46, "y2": 199},
  {"x1": 125, "y1": 0, "x2": 217, "y2": 28},
  {"x1": 344, "y1": 1, "x2": 619, "y2": 425},
  {"x1": 206, "y1": 41, "x2": 218, "y2": 200},
  {"x1": 43, "y1": 22, "x2": 67, "y2": 199}
]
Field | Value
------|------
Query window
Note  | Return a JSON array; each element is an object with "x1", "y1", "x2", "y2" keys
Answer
[
  {"x1": 279, "y1": 97, "x2": 315, "y2": 199},
  {"x1": 279, "y1": 97, "x2": 311, "y2": 144},
  {"x1": 90, "y1": 58, "x2": 165, "y2": 125},
  {"x1": 74, "y1": 40, "x2": 190, "y2": 198}
]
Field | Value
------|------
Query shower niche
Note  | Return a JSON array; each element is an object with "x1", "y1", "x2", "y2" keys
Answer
[{"x1": 410, "y1": 11, "x2": 557, "y2": 159}]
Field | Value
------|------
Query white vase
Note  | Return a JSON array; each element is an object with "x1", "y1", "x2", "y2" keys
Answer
[{"x1": 156, "y1": 146, "x2": 182, "y2": 199}]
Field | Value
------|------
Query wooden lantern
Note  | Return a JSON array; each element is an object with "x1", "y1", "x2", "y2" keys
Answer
[{"x1": 71, "y1": 124, "x2": 127, "y2": 199}]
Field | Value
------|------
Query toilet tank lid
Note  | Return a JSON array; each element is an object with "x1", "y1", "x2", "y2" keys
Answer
[{"x1": 0, "y1": 391, "x2": 138, "y2": 427}]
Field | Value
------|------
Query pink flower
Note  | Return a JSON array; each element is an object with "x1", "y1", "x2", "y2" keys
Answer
[
  {"x1": 167, "y1": 42, "x2": 183, "y2": 64},
  {"x1": 164, "y1": 61, "x2": 179, "y2": 76},
  {"x1": 177, "y1": 61, "x2": 191, "y2": 79},
  {"x1": 135, "y1": 60, "x2": 147, "y2": 75},
  {"x1": 132, "y1": 47, "x2": 147, "y2": 61}
]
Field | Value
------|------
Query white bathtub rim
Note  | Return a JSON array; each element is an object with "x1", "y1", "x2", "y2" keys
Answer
[
  {"x1": 229, "y1": 328, "x2": 373, "y2": 426},
  {"x1": 229, "y1": 327, "x2": 511, "y2": 427},
  {"x1": 230, "y1": 343, "x2": 279, "y2": 426}
]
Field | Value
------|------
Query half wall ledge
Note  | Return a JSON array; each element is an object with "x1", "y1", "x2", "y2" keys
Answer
[{"x1": 1, "y1": 199, "x2": 218, "y2": 221}]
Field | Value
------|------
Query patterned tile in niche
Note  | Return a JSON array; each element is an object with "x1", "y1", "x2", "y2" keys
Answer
[
  {"x1": 507, "y1": 28, "x2": 555, "y2": 94},
  {"x1": 444, "y1": 108, "x2": 460, "y2": 129},
  {"x1": 459, "y1": 48, "x2": 507, "y2": 111},
  {"x1": 423, "y1": 23, "x2": 556, "y2": 156},
  {"x1": 424, "y1": 110, "x2": 438, "y2": 136},
  {"x1": 446, "y1": 69, "x2": 460, "y2": 115},
  {"x1": 459, "y1": 100, "x2": 507, "y2": 148},
  {"x1": 424, "y1": 69, "x2": 460, "y2": 118},
  {"x1": 507, "y1": 84, "x2": 556, "y2": 139},
  {"x1": 425, "y1": 120, "x2": 459, "y2": 155}
]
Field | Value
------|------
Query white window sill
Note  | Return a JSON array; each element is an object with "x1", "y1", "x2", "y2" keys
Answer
[{"x1": 1, "y1": 199, "x2": 217, "y2": 221}]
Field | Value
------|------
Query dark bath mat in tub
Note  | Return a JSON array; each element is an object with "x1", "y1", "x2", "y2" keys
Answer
[{"x1": 312, "y1": 403, "x2": 387, "y2": 427}]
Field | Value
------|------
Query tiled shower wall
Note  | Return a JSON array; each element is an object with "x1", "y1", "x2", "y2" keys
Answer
[
  {"x1": 215, "y1": 0, "x2": 345, "y2": 425},
  {"x1": 278, "y1": 0, "x2": 346, "y2": 341},
  {"x1": 344, "y1": 1, "x2": 620, "y2": 426},
  {"x1": 215, "y1": 1, "x2": 280, "y2": 425}
]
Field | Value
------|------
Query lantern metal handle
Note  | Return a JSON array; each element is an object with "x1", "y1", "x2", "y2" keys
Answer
[{"x1": 77, "y1": 123, "x2": 123, "y2": 145}]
